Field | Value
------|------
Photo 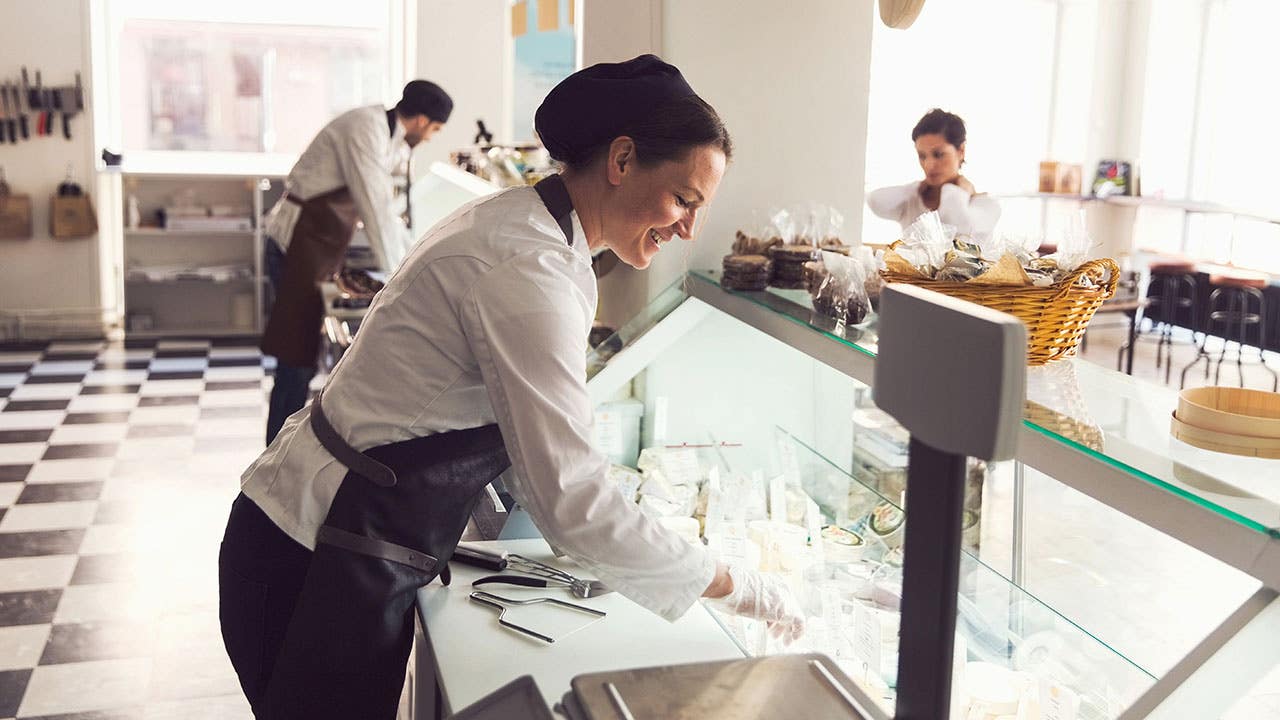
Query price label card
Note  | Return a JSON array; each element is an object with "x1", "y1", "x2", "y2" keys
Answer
[
  {"x1": 805, "y1": 499, "x2": 824, "y2": 552},
  {"x1": 1041, "y1": 682, "x2": 1080, "y2": 720},
  {"x1": 769, "y1": 474, "x2": 787, "y2": 522},
  {"x1": 653, "y1": 396, "x2": 669, "y2": 445},
  {"x1": 592, "y1": 411, "x2": 624, "y2": 455},
  {"x1": 853, "y1": 603, "x2": 882, "y2": 676},
  {"x1": 778, "y1": 440, "x2": 802, "y2": 486},
  {"x1": 663, "y1": 447, "x2": 701, "y2": 487},
  {"x1": 719, "y1": 533, "x2": 747, "y2": 565},
  {"x1": 821, "y1": 588, "x2": 843, "y2": 656}
]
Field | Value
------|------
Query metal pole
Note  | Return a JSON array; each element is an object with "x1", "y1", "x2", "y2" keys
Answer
[
  {"x1": 1011, "y1": 461, "x2": 1027, "y2": 588},
  {"x1": 894, "y1": 437, "x2": 968, "y2": 720},
  {"x1": 1011, "y1": 461, "x2": 1028, "y2": 638}
]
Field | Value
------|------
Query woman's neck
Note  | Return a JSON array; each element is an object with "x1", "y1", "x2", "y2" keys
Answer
[{"x1": 559, "y1": 170, "x2": 607, "y2": 251}]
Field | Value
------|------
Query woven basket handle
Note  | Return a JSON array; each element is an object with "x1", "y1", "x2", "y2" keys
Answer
[{"x1": 1052, "y1": 258, "x2": 1120, "y2": 301}]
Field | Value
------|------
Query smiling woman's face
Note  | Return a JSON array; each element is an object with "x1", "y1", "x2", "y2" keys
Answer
[{"x1": 602, "y1": 143, "x2": 727, "y2": 269}]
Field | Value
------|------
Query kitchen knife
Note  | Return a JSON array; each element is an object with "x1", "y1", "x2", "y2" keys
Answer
[
  {"x1": 452, "y1": 543, "x2": 509, "y2": 571},
  {"x1": 11, "y1": 85, "x2": 27, "y2": 140},
  {"x1": 0, "y1": 84, "x2": 12, "y2": 143}
]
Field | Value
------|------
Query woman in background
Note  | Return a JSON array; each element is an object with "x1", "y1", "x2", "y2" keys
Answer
[{"x1": 867, "y1": 108, "x2": 1000, "y2": 239}]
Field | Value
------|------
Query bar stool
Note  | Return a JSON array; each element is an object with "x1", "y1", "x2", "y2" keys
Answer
[
  {"x1": 1142, "y1": 259, "x2": 1199, "y2": 384},
  {"x1": 1180, "y1": 271, "x2": 1277, "y2": 390}
]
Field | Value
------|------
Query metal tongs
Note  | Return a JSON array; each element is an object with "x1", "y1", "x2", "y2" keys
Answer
[
  {"x1": 504, "y1": 554, "x2": 612, "y2": 598},
  {"x1": 469, "y1": 590, "x2": 605, "y2": 643},
  {"x1": 454, "y1": 544, "x2": 613, "y2": 598}
]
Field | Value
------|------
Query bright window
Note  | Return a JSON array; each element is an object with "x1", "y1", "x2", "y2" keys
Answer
[
  {"x1": 101, "y1": 0, "x2": 403, "y2": 163},
  {"x1": 862, "y1": 0, "x2": 1064, "y2": 244},
  {"x1": 1136, "y1": 0, "x2": 1280, "y2": 271}
]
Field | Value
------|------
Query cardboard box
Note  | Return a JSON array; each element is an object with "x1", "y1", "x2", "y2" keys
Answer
[{"x1": 1039, "y1": 161, "x2": 1083, "y2": 194}]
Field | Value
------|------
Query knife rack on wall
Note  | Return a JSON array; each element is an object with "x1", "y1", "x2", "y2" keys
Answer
[{"x1": 0, "y1": 67, "x2": 86, "y2": 143}]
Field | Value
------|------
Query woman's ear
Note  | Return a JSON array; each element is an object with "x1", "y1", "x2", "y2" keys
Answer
[
  {"x1": 958, "y1": 142, "x2": 966, "y2": 166},
  {"x1": 606, "y1": 137, "x2": 636, "y2": 186}
]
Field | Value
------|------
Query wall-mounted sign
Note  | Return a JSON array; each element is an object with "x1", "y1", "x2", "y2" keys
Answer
[{"x1": 510, "y1": 0, "x2": 576, "y2": 142}]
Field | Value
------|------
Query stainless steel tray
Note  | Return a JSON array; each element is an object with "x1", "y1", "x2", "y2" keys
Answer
[{"x1": 567, "y1": 653, "x2": 888, "y2": 720}]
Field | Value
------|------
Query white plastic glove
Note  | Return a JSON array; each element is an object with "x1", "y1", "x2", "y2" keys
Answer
[{"x1": 710, "y1": 565, "x2": 806, "y2": 644}]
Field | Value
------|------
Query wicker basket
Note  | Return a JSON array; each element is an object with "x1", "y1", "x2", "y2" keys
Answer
[{"x1": 880, "y1": 257, "x2": 1119, "y2": 365}]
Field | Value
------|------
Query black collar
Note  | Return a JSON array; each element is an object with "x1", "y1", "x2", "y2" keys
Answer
[{"x1": 533, "y1": 175, "x2": 575, "y2": 246}]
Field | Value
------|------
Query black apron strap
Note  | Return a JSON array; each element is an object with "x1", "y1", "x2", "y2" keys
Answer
[
  {"x1": 534, "y1": 174, "x2": 575, "y2": 246},
  {"x1": 309, "y1": 392, "x2": 399, "y2": 488},
  {"x1": 315, "y1": 525, "x2": 438, "y2": 574}
]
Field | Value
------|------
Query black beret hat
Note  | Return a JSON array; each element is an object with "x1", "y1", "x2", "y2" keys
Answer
[
  {"x1": 397, "y1": 80, "x2": 453, "y2": 123},
  {"x1": 535, "y1": 54, "x2": 696, "y2": 163}
]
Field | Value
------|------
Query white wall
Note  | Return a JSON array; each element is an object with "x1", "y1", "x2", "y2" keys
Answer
[
  {"x1": 0, "y1": 0, "x2": 103, "y2": 337},
  {"x1": 579, "y1": 0, "x2": 663, "y2": 330},
  {"x1": 411, "y1": 0, "x2": 508, "y2": 176},
  {"x1": 1082, "y1": 0, "x2": 1151, "y2": 260},
  {"x1": 650, "y1": 1, "x2": 875, "y2": 307}
]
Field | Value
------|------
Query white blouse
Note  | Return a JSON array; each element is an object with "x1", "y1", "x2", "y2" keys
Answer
[
  {"x1": 866, "y1": 181, "x2": 1001, "y2": 239},
  {"x1": 241, "y1": 185, "x2": 717, "y2": 622}
]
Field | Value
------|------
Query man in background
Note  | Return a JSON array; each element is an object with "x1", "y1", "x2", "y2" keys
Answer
[{"x1": 261, "y1": 80, "x2": 453, "y2": 444}]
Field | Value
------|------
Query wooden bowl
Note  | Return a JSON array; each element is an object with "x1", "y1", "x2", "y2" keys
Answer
[
  {"x1": 1170, "y1": 412, "x2": 1280, "y2": 459},
  {"x1": 1177, "y1": 387, "x2": 1280, "y2": 439}
]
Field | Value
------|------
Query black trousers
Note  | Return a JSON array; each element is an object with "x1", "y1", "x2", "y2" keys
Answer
[{"x1": 218, "y1": 493, "x2": 311, "y2": 717}]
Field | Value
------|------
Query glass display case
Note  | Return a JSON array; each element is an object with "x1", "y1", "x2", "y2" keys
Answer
[{"x1": 583, "y1": 270, "x2": 1280, "y2": 719}]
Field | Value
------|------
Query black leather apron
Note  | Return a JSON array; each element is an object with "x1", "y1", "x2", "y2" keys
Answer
[{"x1": 261, "y1": 176, "x2": 575, "y2": 719}]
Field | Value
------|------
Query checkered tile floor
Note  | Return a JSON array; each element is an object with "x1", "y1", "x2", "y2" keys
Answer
[{"x1": 0, "y1": 337, "x2": 277, "y2": 719}]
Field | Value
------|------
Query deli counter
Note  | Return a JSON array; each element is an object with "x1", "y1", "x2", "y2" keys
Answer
[{"x1": 405, "y1": 270, "x2": 1280, "y2": 720}]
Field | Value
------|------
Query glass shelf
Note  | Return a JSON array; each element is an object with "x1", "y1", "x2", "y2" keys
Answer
[
  {"x1": 684, "y1": 268, "x2": 1280, "y2": 537},
  {"x1": 700, "y1": 427, "x2": 1155, "y2": 719}
]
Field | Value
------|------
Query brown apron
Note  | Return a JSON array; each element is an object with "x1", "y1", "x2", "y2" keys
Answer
[{"x1": 261, "y1": 188, "x2": 360, "y2": 367}]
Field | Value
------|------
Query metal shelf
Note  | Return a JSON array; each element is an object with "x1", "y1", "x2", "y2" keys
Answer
[{"x1": 125, "y1": 228, "x2": 255, "y2": 237}]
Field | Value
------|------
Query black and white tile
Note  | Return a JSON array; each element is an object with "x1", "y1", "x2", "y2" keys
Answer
[{"x1": 0, "y1": 338, "x2": 266, "y2": 719}]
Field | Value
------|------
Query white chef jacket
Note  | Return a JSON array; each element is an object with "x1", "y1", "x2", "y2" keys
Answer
[
  {"x1": 867, "y1": 181, "x2": 1001, "y2": 239},
  {"x1": 265, "y1": 104, "x2": 413, "y2": 270},
  {"x1": 242, "y1": 186, "x2": 717, "y2": 621}
]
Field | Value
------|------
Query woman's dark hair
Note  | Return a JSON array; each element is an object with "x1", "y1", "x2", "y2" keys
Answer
[
  {"x1": 561, "y1": 95, "x2": 733, "y2": 170},
  {"x1": 911, "y1": 108, "x2": 966, "y2": 148}
]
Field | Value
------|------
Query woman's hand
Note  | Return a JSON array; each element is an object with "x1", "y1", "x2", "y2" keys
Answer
[
  {"x1": 918, "y1": 180, "x2": 941, "y2": 211},
  {"x1": 704, "y1": 563, "x2": 806, "y2": 644},
  {"x1": 949, "y1": 175, "x2": 976, "y2": 195}
]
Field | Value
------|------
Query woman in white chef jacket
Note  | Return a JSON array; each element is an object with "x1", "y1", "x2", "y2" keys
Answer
[
  {"x1": 867, "y1": 108, "x2": 1001, "y2": 239},
  {"x1": 218, "y1": 55, "x2": 805, "y2": 719}
]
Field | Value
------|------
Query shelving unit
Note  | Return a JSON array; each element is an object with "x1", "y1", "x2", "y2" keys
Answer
[
  {"x1": 996, "y1": 191, "x2": 1280, "y2": 225},
  {"x1": 119, "y1": 172, "x2": 283, "y2": 337}
]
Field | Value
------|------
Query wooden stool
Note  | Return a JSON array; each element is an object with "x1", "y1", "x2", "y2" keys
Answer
[
  {"x1": 1143, "y1": 259, "x2": 1199, "y2": 384},
  {"x1": 1180, "y1": 271, "x2": 1277, "y2": 390}
]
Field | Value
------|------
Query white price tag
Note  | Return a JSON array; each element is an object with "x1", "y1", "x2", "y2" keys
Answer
[
  {"x1": 653, "y1": 396, "x2": 669, "y2": 445},
  {"x1": 821, "y1": 588, "x2": 842, "y2": 656},
  {"x1": 778, "y1": 440, "x2": 802, "y2": 486},
  {"x1": 853, "y1": 603, "x2": 882, "y2": 677},
  {"x1": 719, "y1": 534, "x2": 747, "y2": 565},
  {"x1": 592, "y1": 411, "x2": 624, "y2": 455},
  {"x1": 805, "y1": 499, "x2": 823, "y2": 550},
  {"x1": 769, "y1": 475, "x2": 788, "y2": 522},
  {"x1": 704, "y1": 467, "x2": 724, "y2": 536},
  {"x1": 1041, "y1": 682, "x2": 1079, "y2": 720},
  {"x1": 663, "y1": 448, "x2": 701, "y2": 487}
]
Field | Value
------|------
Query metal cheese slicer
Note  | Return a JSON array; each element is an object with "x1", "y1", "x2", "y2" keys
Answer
[{"x1": 469, "y1": 590, "x2": 606, "y2": 643}]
